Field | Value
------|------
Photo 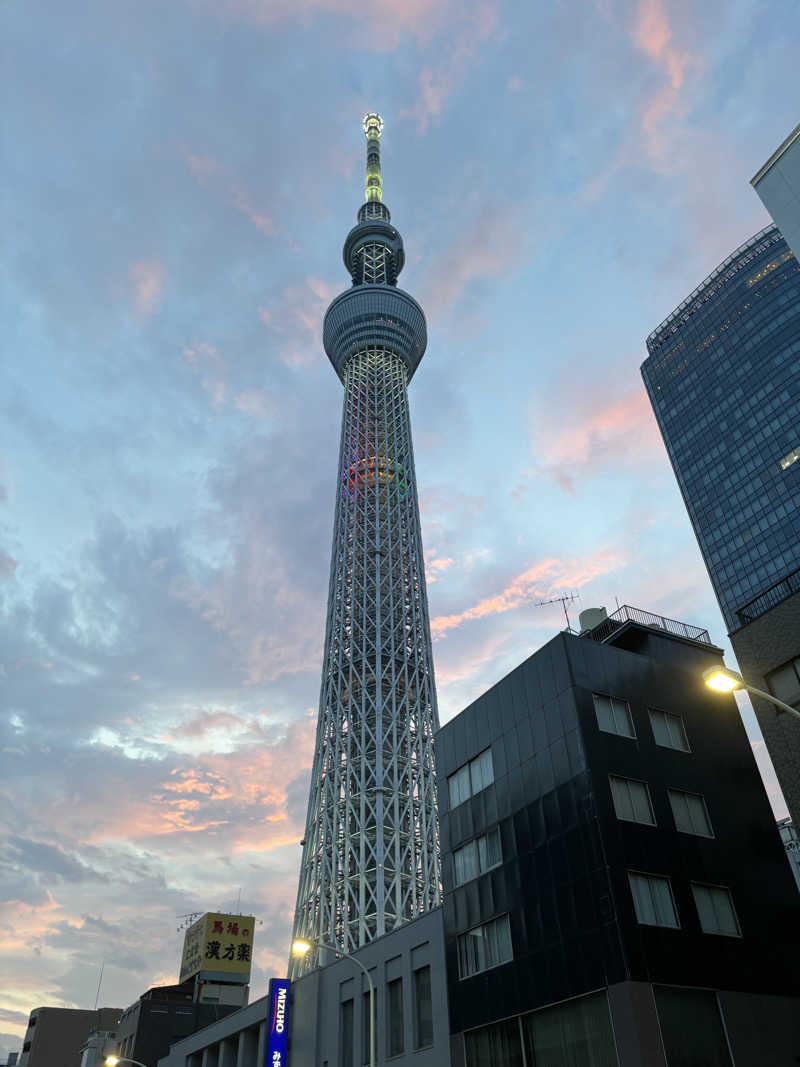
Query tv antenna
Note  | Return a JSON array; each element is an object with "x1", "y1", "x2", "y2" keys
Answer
[
  {"x1": 176, "y1": 912, "x2": 203, "y2": 933},
  {"x1": 533, "y1": 592, "x2": 579, "y2": 632}
]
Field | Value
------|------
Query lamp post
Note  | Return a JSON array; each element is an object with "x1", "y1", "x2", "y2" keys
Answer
[
  {"x1": 703, "y1": 666, "x2": 800, "y2": 720},
  {"x1": 292, "y1": 938, "x2": 376, "y2": 1067},
  {"x1": 105, "y1": 1058, "x2": 148, "y2": 1067}
]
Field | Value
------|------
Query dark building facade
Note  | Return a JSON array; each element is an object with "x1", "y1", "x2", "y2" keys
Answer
[
  {"x1": 115, "y1": 982, "x2": 239, "y2": 1067},
  {"x1": 17, "y1": 1007, "x2": 122, "y2": 1067},
  {"x1": 435, "y1": 607, "x2": 800, "y2": 1066},
  {"x1": 641, "y1": 226, "x2": 800, "y2": 827}
]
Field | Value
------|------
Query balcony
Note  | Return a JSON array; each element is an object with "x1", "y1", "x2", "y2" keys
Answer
[{"x1": 583, "y1": 605, "x2": 713, "y2": 646}]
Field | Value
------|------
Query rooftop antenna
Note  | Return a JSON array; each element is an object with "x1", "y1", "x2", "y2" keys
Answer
[
  {"x1": 93, "y1": 961, "x2": 105, "y2": 1011},
  {"x1": 176, "y1": 912, "x2": 203, "y2": 933},
  {"x1": 533, "y1": 592, "x2": 580, "y2": 633}
]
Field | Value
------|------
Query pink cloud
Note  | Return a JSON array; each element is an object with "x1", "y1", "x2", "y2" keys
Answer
[
  {"x1": 234, "y1": 190, "x2": 275, "y2": 237},
  {"x1": 507, "y1": 74, "x2": 523, "y2": 92},
  {"x1": 130, "y1": 260, "x2": 166, "y2": 317},
  {"x1": 181, "y1": 342, "x2": 228, "y2": 409},
  {"x1": 184, "y1": 151, "x2": 220, "y2": 179},
  {"x1": 0, "y1": 552, "x2": 18, "y2": 580},
  {"x1": 258, "y1": 276, "x2": 339, "y2": 367},
  {"x1": 431, "y1": 549, "x2": 625, "y2": 637},
  {"x1": 234, "y1": 389, "x2": 272, "y2": 418},
  {"x1": 426, "y1": 555, "x2": 455, "y2": 584},
  {"x1": 402, "y1": 0, "x2": 498, "y2": 133},
  {"x1": 421, "y1": 203, "x2": 522, "y2": 315},
  {"x1": 208, "y1": 0, "x2": 453, "y2": 50}
]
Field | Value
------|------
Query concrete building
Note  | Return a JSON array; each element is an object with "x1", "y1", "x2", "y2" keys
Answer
[
  {"x1": 113, "y1": 981, "x2": 242, "y2": 1067},
  {"x1": 641, "y1": 225, "x2": 800, "y2": 827},
  {"x1": 78, "y1": 1029, "x2": 118, "y2": 1067},
  {"x1": 436, "y1": 606, "x2": 800, "y2": 1066},
  {"x1": 17, "y1": 1007, "x2": 122, "y2": 1067},
  {"x1": 159, "y1": 909, "x2": 451, "y2": 1067},
  {"x1": 752, "y1": 124, "x2": 800, "y2": 259}
]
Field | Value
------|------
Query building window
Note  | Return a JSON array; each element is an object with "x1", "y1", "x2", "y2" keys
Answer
[
  {"x1": 654, "y1": 985, "x2": 733, "y2": 1066},
  {"x1": 465, "y1": 1017, "x2": 524, "y2": 1067},
  {"x1": 522, "y1": 990, "x2": 617, "y2": 1067},
  {"x1": 779, "y1": 444, "x2": 800, "y2": 470},
  {"x1": 457, "y1": 914, "x2": 513, "y2": 978},
  {"x1": 361, "y1": 990, "x2": 376, "y2": 1065},
  {"x1": 649, "y1": 707, "x2": 690, "y2": 751},
  {"x1": 448, "y1": 748, "x2": 494, "y2": 808},
  {"x1": 691, "y1": 883, "x2": 741, "y2": 936},
  {"x1": 628, "y1": 872, "x2": 680, "y2": 928},
  {"x1": 413, "y1": 966, "x2": 433, "y2": 1049},
  {"x1": 593, "y1": 693, "x2": 635, "y2": 738},
  {"x1": 766, "y1": 656, "x2": 800, "y2": 708},
  {"x1": 609, "y1": 775, "x2": 656, "y2": 825},
  {"x1": 341, "y1": 998, "x2": 354, "y2": 1067},
  {"x1": 453, "y1": 827, "x2": 502, "y2": 885},
  {"x1": 668, "y1": 789, "x2": 713, "y2": 837},
  {"x1": 386, "y1": 977, "x2": 403, "y2": 1057}
]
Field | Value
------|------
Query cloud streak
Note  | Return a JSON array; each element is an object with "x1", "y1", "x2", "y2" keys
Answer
[{"x1": 431, "y1": 549, "x2": 625, "y2": 636}]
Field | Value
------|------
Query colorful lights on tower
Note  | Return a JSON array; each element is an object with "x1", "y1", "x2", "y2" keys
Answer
[{"x1": 290, "y1": 115, "x2": 441, "y2": 971}]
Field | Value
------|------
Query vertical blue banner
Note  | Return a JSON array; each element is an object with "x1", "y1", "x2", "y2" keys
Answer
[{"x1": 266, "y1": 978, "x2": 291, "y2": 1066}]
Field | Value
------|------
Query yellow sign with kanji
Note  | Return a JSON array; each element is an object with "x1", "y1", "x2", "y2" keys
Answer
[{"x1": 179, "y1": 912, "x2": 255, "y2": 984}]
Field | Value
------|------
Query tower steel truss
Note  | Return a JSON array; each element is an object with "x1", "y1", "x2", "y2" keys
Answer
[{"x1": 291, "y1": 115, "x2": 440, "y2": 971}]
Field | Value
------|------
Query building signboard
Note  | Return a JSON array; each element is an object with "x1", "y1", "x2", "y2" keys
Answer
[
  {"x1": 179, "y1": 913, "x2": 255, "y2": 984},
  {"x1": 265, "y1": 978, "x2": 290, "y2": 1066}
]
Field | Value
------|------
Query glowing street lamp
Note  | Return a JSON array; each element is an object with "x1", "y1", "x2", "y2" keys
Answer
[
  {"x1": 292, "y1": 939, "x2": 376, "y2": 1067},
  {"x1": 105, "y1": 1057, "x2": 148, "y2": 1067},
  {"x1": 702, "y1": 666, "x2": 800, "y2": 720}
]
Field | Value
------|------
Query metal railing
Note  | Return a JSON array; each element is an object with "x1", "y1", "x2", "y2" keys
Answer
[
  {"x1": 736, "y1": 565, "x2": 800, "y2": 625},
  {"x1": 586, "y1": 605, "x2": 712, "y2": 646}
]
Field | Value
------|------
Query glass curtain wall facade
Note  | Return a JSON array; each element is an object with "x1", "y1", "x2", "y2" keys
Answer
[
  {"x1": 641, "y1": 225, "x2": 800, "y2": 826},
  {"x1": 641, "y1": 225, "x2": 800, "y2": 634}
]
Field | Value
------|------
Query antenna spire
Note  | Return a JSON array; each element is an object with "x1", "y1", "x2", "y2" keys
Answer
[{"x1": 363, "y1": 112, "x2": 383, "y2": 203}]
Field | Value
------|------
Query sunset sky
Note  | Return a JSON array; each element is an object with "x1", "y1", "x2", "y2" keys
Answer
[{"x1": 2, "y1": 0, "x2": 797, "y2": 1054}]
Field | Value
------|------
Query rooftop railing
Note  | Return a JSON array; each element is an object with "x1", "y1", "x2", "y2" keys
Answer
[
  {"x1": 736, "y1": 565, "x2": 800, "y2": 626},
  {"x1": 585, "y1": 605, "x2": 713, "y2": 646}
]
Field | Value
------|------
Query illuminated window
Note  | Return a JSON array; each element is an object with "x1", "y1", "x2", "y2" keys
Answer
[{"x1": 779, "y1": 445, "x2": 800, "y2": 470}]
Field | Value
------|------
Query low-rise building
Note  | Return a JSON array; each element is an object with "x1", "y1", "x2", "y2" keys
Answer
[
  {"x1": 437, "y1": 606, "x2": 800, "y2": 1065},
  {"x1": 17, "y1": 1007, "x2": 122, "y2": 1067}
]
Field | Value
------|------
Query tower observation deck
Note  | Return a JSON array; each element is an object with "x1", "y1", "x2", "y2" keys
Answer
[{"x1": 290, "y1": 115, "x2": 441, "y2": 971}]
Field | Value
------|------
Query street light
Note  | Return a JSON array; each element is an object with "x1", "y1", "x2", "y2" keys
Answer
[
  {"x1": 292, "y1": 938, "x2": 376, "y2": 1067},
  {"x1": 105, "y1": 1057, "x2": 148, "y2": 1067},
  {"x1": 703, "y1": 666, "x2": 800, "y2": 720}
]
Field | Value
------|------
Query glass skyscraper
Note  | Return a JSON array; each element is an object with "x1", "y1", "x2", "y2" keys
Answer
[{"x1": 641, "y1": 224, "x2": 800, "y2": 825}]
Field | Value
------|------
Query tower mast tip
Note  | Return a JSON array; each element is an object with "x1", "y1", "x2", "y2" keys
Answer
[{"x1": 363, "y1": 113, "x2": 383, "y2": 202}]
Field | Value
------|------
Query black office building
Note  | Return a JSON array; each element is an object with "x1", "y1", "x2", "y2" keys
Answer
[{"x1": 435, "y1": 606, "x2": 800, "y2": 1066}]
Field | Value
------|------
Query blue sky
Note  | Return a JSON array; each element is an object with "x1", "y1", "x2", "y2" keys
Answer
[{"x1": 1, "y1": 0, "x2": 797, "y2": 1051}]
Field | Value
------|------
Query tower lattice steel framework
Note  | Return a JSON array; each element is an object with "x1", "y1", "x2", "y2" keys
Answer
[{"x1": 291, "y1": 115, "x2": 441, "y2": 971}]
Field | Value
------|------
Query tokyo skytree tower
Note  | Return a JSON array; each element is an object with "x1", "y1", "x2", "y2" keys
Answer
[{"x1": 291, "y1": 114, "x2": 440, "y2": 969}]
